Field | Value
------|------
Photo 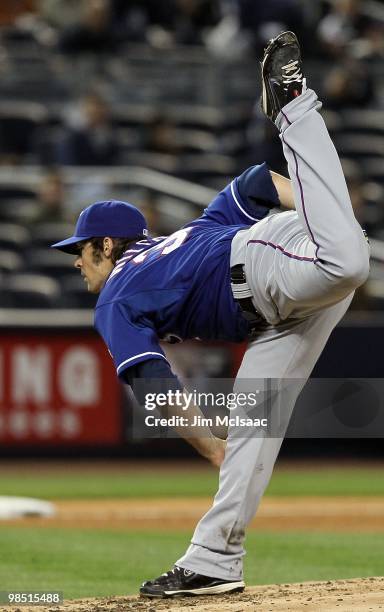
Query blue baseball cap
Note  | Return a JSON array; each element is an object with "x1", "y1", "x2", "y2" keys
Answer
[{"x1": 51, "y1": 200, "x2": 148, "y2": 254}]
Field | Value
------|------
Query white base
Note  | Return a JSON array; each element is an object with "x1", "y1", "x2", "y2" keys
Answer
[{"x1": 0, "y1": 496, "x2": 56, "y2": 519}]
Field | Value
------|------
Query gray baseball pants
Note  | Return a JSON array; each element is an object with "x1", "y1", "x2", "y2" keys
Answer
[{"x1": 176, "y1": 89, "x2": 370, "y2": 580}]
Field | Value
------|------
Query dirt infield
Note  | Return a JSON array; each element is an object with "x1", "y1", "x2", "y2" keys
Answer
[
  {"x1": 2, "y1": 578, "x2": 384, "y2": 612},
  {"x1": 4, "y1": 496, "x2": 384, "y2": 531}
]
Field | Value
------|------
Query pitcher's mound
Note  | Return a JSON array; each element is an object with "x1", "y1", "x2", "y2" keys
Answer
[{"x1": 4, "y1": 577, "x2": 384, "y2": 612}]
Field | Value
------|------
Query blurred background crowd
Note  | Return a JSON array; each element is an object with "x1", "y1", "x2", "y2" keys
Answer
[{"x1": 0, "y1": 0, "x2": 383, "y2": 310}]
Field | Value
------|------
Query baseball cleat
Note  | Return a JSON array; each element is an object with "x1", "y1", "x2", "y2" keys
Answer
[
  {"x1": 261, "y1": 30, "x2": 306, "y2": 123},
  {"x1": 139, "y1": 565, "x2": 245, "y2": 598}
]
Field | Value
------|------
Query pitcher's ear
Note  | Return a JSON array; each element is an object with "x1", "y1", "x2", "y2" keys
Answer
[{"x1": 103, "y1": 237, "x2": 113, "y2": 256}]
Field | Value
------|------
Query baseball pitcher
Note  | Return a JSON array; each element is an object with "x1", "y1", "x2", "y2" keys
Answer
[{"x1": 52, "y1": 32, "x2": 370, "y2": 598}]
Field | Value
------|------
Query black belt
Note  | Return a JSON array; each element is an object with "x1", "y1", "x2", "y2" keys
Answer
[{"x1": 230, "y1": 264, "x2": 264, "y2": 337}]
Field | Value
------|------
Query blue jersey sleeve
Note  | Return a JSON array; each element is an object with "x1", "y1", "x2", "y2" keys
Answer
[
  {"x1": 122, "y1": 358, "x2": 181, "y2": 386},
  {"x1": 95, "y1": 301, "x2": 168, "y2": 378},
  {"x1": 121, "y1": 358, "x2": 183, "y2": 406},
  {"x1": 201, "y1": 162, "x2": 280, "y2": 227}
]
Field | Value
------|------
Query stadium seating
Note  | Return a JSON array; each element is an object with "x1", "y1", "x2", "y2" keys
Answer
[
  {"x1": 0, "y1": 36, "x2": 381, "y2": 310},
  {"x1": 0, "y1": 273, "x2": 60, "y2": 308},
  {"x1": 0, "y1": 224, "x2": 30, "y2": 252}
]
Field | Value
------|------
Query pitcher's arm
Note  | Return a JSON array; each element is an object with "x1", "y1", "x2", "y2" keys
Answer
[{"x1": 270, "y1": 171, "x2": 295, "y2": 210}]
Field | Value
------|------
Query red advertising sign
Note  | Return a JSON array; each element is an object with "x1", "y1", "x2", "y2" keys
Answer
[{"x1": 0, "y1": 334, "x2": 121, "y2": 445}]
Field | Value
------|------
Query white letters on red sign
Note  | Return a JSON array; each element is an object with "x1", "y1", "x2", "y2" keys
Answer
[
  {"x1": 58, "y1": 347, "x2": 99, "y2": 405},
  {"x1": 12, "y1": 347, "x2": 51, "y2": 404},
  {"x1": 0, "y1": 338, "x2": 119, "y2": 444}
]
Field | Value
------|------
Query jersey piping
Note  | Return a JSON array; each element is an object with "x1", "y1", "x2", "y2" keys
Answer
[
  {"x1": 116, "y1": 351, "x2": 168, "y2": 375},
  {"x1": 230, "y1": 181, "x2": 260, "y2": 222}
]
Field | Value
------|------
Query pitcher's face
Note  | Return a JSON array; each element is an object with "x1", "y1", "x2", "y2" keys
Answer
[{"x1": 74, "y1": 241, "x2": 113, "y2": 293}]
